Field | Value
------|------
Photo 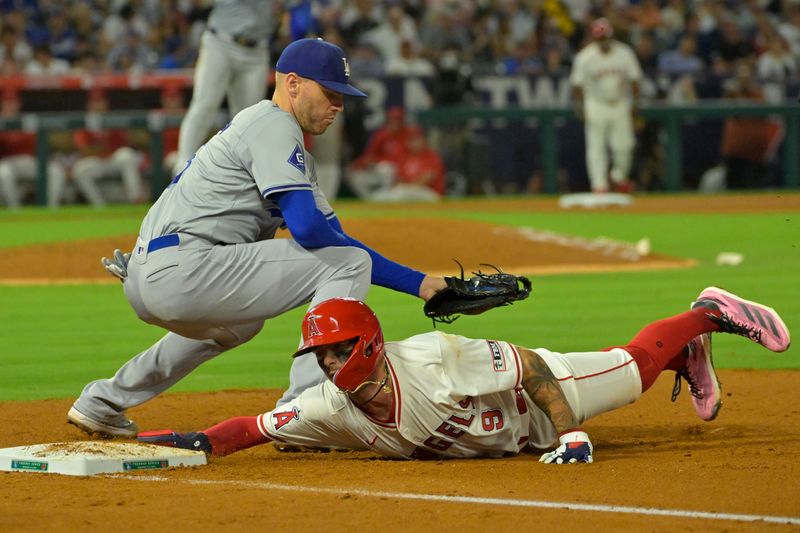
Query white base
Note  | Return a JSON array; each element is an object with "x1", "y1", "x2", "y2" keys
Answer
[
  {"x1": 0, "y1": 441, "x2": 206, "y2": 476},
  {"x1": 559, "y1": 192, "x2": 634, "y2": 209}
]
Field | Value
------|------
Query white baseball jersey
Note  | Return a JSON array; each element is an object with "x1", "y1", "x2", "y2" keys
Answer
[
  {"x1": 257, "y1": 332, "x2": 642, "y2": 459},
  {"x1": 570, "y1": 41, "x2": 642, "y2": 105},
  {"x1": 140, "y1": 100, "x2": 332, "y2": 244}
]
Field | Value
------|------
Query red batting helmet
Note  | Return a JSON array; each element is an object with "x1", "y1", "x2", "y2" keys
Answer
[
  {"x1": 590, "y1": 18, "x2": 614, "y2": 39},
  {"x1": 293, "y1": 298, "x2": 385, "y2": 393}
]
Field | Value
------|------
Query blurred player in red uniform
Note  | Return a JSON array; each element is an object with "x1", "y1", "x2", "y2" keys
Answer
[
  {"x1": 369, "y1": 126, "x2": 445, "y2": 202},
  {"x1": 71, "y1": 88, "x2": 146, "y2": 207},
  {"x1": 347, "y1": 106, "x2": 417, "y2": 198},
  {"x1": 0, "y1": 89, "x2": 67, "y2": 208},
  {"x1": 351, "y1": 124, "x2": 445, "y2": 202}
]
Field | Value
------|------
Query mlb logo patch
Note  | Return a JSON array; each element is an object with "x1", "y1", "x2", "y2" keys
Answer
[
  {"x1": 288, "y1": 143, "x2": 306, "y2": 173},
  {"x1": 488, "y1": 340, "x2": 506, "y2": 372}
]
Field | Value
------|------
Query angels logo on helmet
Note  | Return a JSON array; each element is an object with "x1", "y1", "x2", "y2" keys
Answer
[{"x1": 293, "y1": 298, "x2": 385, "y2": 393}]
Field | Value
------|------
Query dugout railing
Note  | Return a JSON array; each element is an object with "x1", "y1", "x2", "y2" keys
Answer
[
  {"x1": 0, "y1": 102, "x2": 798, "y2": 206},
  {"x1": 416, "y1": 102, "x2": 800, "y2": 194}
]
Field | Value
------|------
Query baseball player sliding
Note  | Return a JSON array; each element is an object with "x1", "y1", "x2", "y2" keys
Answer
[
  {"x1": 67, "y1": 38, "x2": 447, "y2": 438},
  {"x1": 570, "y1": 18, "x2": 642, "y2": 193},
  {"x1": 174, "y1": 0, "x2": 276, "y2": 174},
  {"x1": 141, "y1": 287, "x2": 790, "y2": 463}
]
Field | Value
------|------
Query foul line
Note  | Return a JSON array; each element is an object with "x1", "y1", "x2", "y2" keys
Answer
[{"x1": 117, "y1": 475, "x2": 799, "y2": 526}]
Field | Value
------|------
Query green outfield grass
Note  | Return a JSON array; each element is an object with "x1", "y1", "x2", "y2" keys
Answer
[{"x1": 0, "y1": 194, "x2": 797, "y2": 402}]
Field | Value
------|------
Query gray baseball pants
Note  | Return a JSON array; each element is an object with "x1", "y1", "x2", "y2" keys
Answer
[{"x1": 73, "y1": 234, "x2": 371, "y2": 421}]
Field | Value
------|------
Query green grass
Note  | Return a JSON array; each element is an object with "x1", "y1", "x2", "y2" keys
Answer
[
  {"x1": 0, "y1": 205, "x2": 147, "y2": 247},
  {"x1": 0, "y1": 195, "x2": 797, "y2": 401}
]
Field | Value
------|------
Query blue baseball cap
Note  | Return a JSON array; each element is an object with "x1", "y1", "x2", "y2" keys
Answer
[{"x1": 276, "y1": 38, "x2": 367, "y2": 98}]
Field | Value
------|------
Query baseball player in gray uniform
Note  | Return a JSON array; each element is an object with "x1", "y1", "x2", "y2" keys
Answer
[
  {"x1": 174, "y1": 0, "x2": 275, "y2": 174},
  {"x1": 140, "y1": 289, "x2": 790, "y2": 462},
  {"x1": 68, "y1": 38, "x2": 446, "y2": 438}
]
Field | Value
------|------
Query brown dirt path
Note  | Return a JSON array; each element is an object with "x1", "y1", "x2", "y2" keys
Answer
[
  {"x1": 0, "y1": 219, "x2": 691, "y2": 284},
  {"x1": 1, "y1": 372, "x2": 799, "y2": 531}
]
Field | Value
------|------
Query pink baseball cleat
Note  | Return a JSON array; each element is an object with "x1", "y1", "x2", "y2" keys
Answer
[
  {"x1": 692, "y1": 287, "x2": 791, "y2": 353},
  {"x1": 672, "y1": 333, "x2": 721, "y2": 421}
]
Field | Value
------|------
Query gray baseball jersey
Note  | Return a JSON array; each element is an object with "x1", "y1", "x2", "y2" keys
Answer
[
  {"x1": 257, "y1": 333, "x2": 642, "y2": 459},
  {"x1": 73, "y1": 100, "x2": 371, "y2": 424},
  {"x1": 143, "y1": 100, "x2": 331, "y2": 244}
]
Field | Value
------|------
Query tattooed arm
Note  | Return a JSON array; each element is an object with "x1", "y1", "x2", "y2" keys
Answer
[
  {"x1": 517, "y1": 347, "x2": 579, "y2": 433},
  {"x1": 516, "y1": 346, "x2": 593, "y2": 464}
]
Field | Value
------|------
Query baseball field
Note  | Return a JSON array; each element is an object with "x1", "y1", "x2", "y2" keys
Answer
[{"x1": 0, "y1": 192, "x2": 798, "y2": 531}]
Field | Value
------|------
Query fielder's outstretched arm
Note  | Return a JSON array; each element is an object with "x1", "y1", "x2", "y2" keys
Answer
[{"x1": 516, "y1": 347, "x2": 594, "y2": 464}]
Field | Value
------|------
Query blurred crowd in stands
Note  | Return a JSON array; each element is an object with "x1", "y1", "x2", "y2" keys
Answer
[
  {"x1": 0, "y1": 0, "x2": 796, "y2": 99},
  {"x1": 0, "y1": 0, "x2": 798, "y2": 206}
]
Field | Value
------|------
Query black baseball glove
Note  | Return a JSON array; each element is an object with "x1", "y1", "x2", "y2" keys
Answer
[{"x1": 424, "y1": 262, "x2": 532, "y2": 324}]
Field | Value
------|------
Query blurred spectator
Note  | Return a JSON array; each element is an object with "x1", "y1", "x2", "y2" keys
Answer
[
  {"x1": 570, "y1": 17, "x2": 642, "y2": 193},
  {"x1": 339, "y1": 0, "x2": 382, "y2": 48},
  {"x1": 757, "y1": 35, "x2": 797, "y2": 103},
  {"x1": 70, "y1": 2, "x2": 101, "y2": 51},
  {"x1": 101, "y1": 1, "x2": 151, "y2": 53},
  {"x1": 0, "y1": 0, "x2": 797, "y2": 199},
  {"x1": 659, "y1": 0, "x2": 688, "y2": 43},
  {"x1": 418, "y1": 3, "x2": 472, "y2": 65},
  {"x1": 46, "y1": 9, "x2": 78, "y2": 62},
  {"x1": 348, "y1": 39, "x2": 384, "y2": 78},
  {"x1": 633, "y1": 31, "x2": 659, "y2": 74},
  {"x1": 0, "y1": 55, "x2": 22, "y2": 75},
  {"x1": 0, "y1": 25, "x2": 33, "y2": 66},
  {"x1": 0, "y1": 89, "x2": 68, "y2": 208},
  {"x1": 498, "y1": 38, "x2": 543, "y2": 75},
  {"x1": 719, "y1": 62, "x2": 784, "y2": 189},
  {"x1": 681, "y1": 11, "x2": 715, "y2": 66},
  {"x1": 666, "y1": 74, "x2": 698, "y2": 104},
  {"x1": 542, "y1": 45, "x2": 568, "y2": 76},
  {"x1": 154, "y1": 6, "x2": 196, "y2": 70},
  {"x1": 386, "y1": 39, "x2": 435, "y2": 76},
  {"x1": 502, "y1": 0, "x2": 538, "y2": 46},
  {"x1": 751, "y1": 8, "x2": 779, "y2": 56},
  {"x1": 777, "y1": 5, "x2": 800, "y2": 59},
  {"x1": 714, "y1": 18, "x2": 753, "y2": 72},
  {"x1": 657, "y1": 34, "x2": 704, "y2": 76},
  {"x1": 24, "y1": 44, "x2": 70, "y2": 75},
  {"x1": 352, "y1": 125, "x2": 445, "y2": 202},
  {"x1": 106, "y1": 30, "x2": 157, "y2": 72},
  {"x1": 72, "y1": 50, "x2": 105, "y2": 75},
  {"x1": 627, "y1": 0, "x2": 662, "y2": 34},
  {"x1": 362, "y1": 3, "x2": 417, "y2": 63},
  {"x1": 70, "y1": 88, "x2": 147, "y2": 206},
  {"x1": 467, "y1": 8, "x2": 507, "y2": 73}
]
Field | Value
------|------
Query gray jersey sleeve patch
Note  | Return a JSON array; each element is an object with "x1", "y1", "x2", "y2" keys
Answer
[
  {"x1": 238, "y1": 108, "x2": 312, "y2": 199},
  {"x1": 287, "y1": 143, "x2": 306, "y2": 173}
]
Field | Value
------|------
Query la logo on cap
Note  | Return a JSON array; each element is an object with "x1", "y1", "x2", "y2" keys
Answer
[{"x1": 342, "y1": 57, "x2": 350, "y2": 78}]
